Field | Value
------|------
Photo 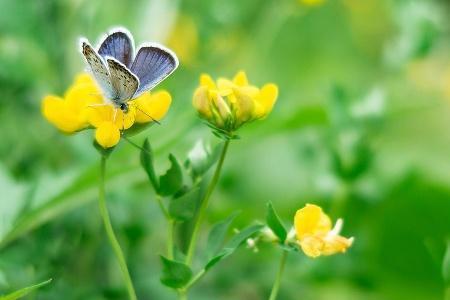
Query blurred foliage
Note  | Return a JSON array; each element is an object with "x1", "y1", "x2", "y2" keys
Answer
[{"x1": 1, "y1": 0, "x2": 450, "y2": 299}]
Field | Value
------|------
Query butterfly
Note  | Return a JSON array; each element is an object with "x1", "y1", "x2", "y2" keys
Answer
[{"x1": 80, "y1": 27, "x2": 178, "y2": 114}]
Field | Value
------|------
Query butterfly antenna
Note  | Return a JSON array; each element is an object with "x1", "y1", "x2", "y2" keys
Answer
[
  {"x1": 122, "y1": 136, "x2": 152, "y2": 155},
  {"x1": 121, "y1": 110, "x2": 125, "y2": 135},
  {"x1": 133, "y1": 104, "x2": 161, "y2": 125}
]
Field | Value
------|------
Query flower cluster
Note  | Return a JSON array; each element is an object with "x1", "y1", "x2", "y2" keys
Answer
[
  {"x1": 294, "y1": 204, "x2": 354, "y2": 258},
  {"x1": 192, "y1": 71, "x2": 278, "y2": 137},
  {"x1": 42, "y1": 73, "x2": 171, "y2": 148}
]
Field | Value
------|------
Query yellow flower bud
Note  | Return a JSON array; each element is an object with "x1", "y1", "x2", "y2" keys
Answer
[
  {"x1": 193, "y1": 86, "x2": 213, "y2": 119},
  {"x1": 192, "y1": 71, "x2": 278, "y2": 134}
]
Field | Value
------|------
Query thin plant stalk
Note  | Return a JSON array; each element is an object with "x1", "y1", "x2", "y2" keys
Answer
[
  {"x1": 185, "y1": 139, "x2": 231, "y2": 266},
  {"x1": 99, "y1": 155, "x2": 137, "y2": 300},
  {"x1": 269, "y1": 250, "x2": 288, "y2": 300}
]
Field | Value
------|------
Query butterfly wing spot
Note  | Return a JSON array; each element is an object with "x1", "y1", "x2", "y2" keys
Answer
[
  {"x1": 81, "y1": 41, "x2": 115, "y2": 100},
  {"x1": 82, "y1": 31, "x2": 178, "y2": 104},
  {"x1": 106, "y1": 58, "x2": 139, "y2": 104}
]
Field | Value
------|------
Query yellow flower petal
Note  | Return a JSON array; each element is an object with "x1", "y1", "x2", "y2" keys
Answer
[
  {"x1": 200, "y1": 74, "x2": 216, "y2": 89},
  {"x1": 253, "y1": 83, "x2": 278, "y2": 119},
  {"x1": 217, "y1": 78, "x2": 234, "y2": 91},
  {"x1": 133, "y1": 91, "x2": 172, "y2": 123},
  {"x1": 298, "y1": 236, "x2": 325, "y2": 258},
  {"x1": 212, "y1": 93, "x2": 232, "y2": 120},
  {"x1": 322, "y1": 236, "x2": 354, "y2": 256},
  {"x1": 95, "y1": 122, "x2": 121, "y2": 148},
  {"x1": 294, "y1": 204, "x2": 353, "y2": 258},
  {"x1": 233, "y1": 71, "x2": 249, "y2": 86},
  {"x1": 193, "y1": 86, "x2": 213, "y2": 118},
  {"x1": 114, "y1": 106, "x2": 136, "y2": 130},
  {"x1": 74, "y1": 73, "x2": 96, "y2": 85},
  {"x1": 65, "y1": 82, "x2": 102, "y2": 108},
  {"x1": 294, "y1": 204, "x2": 332, "y2": 240},
  {"x1": 300, "y1": 0, "x2": 324, "y2": 6},
  {"x1": 42, "y1": 95, "x2": 86, "y2": 133},
  {"x1": 87, "y1": 105, "x2": 115, "y2": 128},
  {"x1": 232, "y1": 87, "x2": 255, "y2": 123}
]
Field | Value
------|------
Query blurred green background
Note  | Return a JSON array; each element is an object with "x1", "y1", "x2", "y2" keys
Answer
[{"x1": 1, "y1": 0, "x2": 450, "y2": 299}]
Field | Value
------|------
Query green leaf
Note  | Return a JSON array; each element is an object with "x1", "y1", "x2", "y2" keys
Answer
[
  {"x1": 160, "y1": 256, "x2": 192, "y2": 289},
  {"x1": 225, "y1": 224, "x2": 264, "y2": 249},
  {"x1": 159, "y1": 154, "x2": 183, "y2": 196},
  {"x1": 185, "y1": 140, "x2": 220, "y2": 181},
  {"x1": 206, "y1": 212, "x2": 240, "y2": 258},
  {"x1": 205, "y1": 248, "x2": 234, "y2": 270},
  {"x1": 0, "y1": 279, "x2": 52, "y2": 300},
  {"x1": 205, "y1": 224, "x2": 263, "y2": 270},
  {"x1": 266, "y1": 202, "x2": 287, "y2": 243},
  {"x1": 140, "y1": 138, "x2": 159, "y2": 192},
  {"x1": 443, "y1": 240, "x2": 450, "y2": 285},
  {"x1": 168, "y1": 187, "x2": 199, "y2": 221}
]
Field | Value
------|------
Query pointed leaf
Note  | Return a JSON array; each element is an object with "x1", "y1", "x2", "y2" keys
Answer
[
  {"x1": 225, "y1": 224, "x2": 264, "y2": 249},
  {"x1": 0, "y1": 279, "x2": 52, "y2": 300},
  {"x1": 206, "y1": 212, "x2": 240, "y2": 258},
  {"x1": 160, "y1": 256, "x2": 192, "y2": 289},
  {"x1": 443, "y1": 240, "x2": 450, "y2": 285},
  {"x1": 266, "y1": 202, "x2": 287, "y2": 243},
  {"x1": 169, "y1": 187, "x2": 199, "y2": 221},
  {"x1": 205, "y1": 224, "x2": 263, "y2": 270},
  {"x1": 140, "y1": 138, "x2": 159, "y2": 192},
  {"x1": 159, "y1": 154, "x2": 183, "y2": 196}
]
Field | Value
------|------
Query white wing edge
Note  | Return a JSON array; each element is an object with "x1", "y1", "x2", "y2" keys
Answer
[{"x1": 135, "y1": 42, "x2": 180, "y2": 71}]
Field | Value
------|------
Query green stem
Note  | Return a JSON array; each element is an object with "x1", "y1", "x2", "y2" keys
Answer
[
  {"x1": 269, "y1": 250, "x2": 288, "y2": 300},
  {"x1": 99, "y1": 155, "x2": 137, "y2": 300},
  {"x1": 185, "y1": 139, "x2": 231, "y2": 266},
  {"x1": 178, "y1": 290, "x2": 188, "y2": 300},
  {"x1": 177, "y1": 269, "x2": 206, "y2": 300},
  {"x1": 167, "y1": 219, "x2": 175, "y2": 259},
  {"x1": 155, "y1": 195, "x2": 174, "y2": 259},
  {"x1": 184, "y1": 269, "x2": 206, "y2": 290},
  {"x1": 156, "y1": 195, "x2": 170, "y2": 220}
]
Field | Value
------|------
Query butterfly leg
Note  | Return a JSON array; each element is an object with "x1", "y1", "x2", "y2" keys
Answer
[
  {"x1": 113, "y1": 107, "x2": 118, "y2": 123},
  {"x1": 87, "y1": 103, "x2": 109, "y2": 108}
]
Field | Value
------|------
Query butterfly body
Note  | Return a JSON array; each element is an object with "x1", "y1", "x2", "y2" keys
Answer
[{"x1": 80, "y1": 27, "x2": 178, "y2": 112}]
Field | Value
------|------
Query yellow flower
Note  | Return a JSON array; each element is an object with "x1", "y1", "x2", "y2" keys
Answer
[
  {"x1": 192, "y1": 71, "x2": 278, "y2": 135},
  {"x1": 42, "y1": 73, "x2": 172, "y2": 148},
  {"x1": 300, "y1": 0, "x2": 325, "y2": 6},
  {"x1": 167, "y1": 15, "x2": 198, "y2": 65},
  {"x1": 294, "y1": 204, "x2": 354, "y2": 258}
]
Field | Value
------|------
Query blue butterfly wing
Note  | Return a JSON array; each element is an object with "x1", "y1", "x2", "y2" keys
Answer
[
  {"x1": 81, "y1": 40, "x2": 115, "y2": 100},
  {"x1": 98, "y1": 31, "x2": 134, "y2": 68},
  {"x1": 130, "y1": 45, "x2": 178, "y2": 97}
]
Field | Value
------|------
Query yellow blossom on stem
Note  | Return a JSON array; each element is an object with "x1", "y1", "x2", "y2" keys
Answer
[
  {"x1": 42, "y1": 73, "x2": 172, "y2": 148},
  {"x1": 294, "y1": 204, "x2": 354, "y2": 258},
  {"x1": 300, "y1": 0, "x2": 325, "y2": 6},
  {"x1": 192, "y1": 71, "x2": 278, "y2": 137}
]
